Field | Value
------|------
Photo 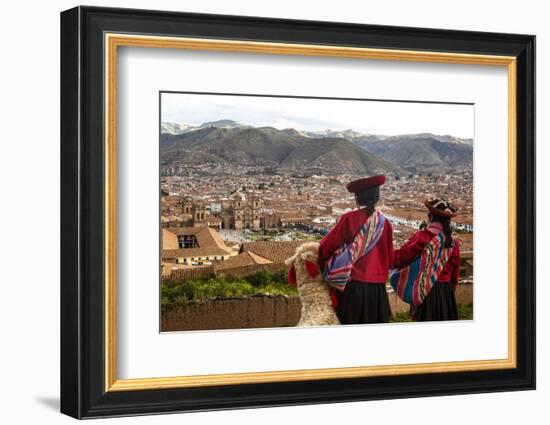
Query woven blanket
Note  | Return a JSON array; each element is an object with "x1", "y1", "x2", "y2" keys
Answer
[
  {"x1": 324, "y1": 209, "x2": 385, "y2": 291},
  {"x1": 389, "y1": 231, "x2": 454, "y2": 306}
]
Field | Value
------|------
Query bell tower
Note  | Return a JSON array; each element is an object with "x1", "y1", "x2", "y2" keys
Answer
[
  {"x1": 251, "y1": 195, "x2": 262, "y2": 229},
  {"x1": 182, "y1": 195, "x2": 193, "y2": 215},
  {"x1": 232, "y1": 193, "x2": 244, "y2": 230},
  {"x1": 192, "y1": 201, "x2": 206, "y2": 227}
]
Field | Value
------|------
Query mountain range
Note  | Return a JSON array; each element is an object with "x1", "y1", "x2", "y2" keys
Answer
[
  {"x1": 353, "y1": 135, "x2": 473, "y2": 173},
  {"x1": 161, "y1": 119, "x2": 473, "y2": 174},
  {"x1": 161, "y1": 119, "x2": 251, "y2": 135}
]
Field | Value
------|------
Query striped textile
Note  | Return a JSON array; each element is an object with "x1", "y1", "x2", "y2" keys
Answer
[
  {"x1": 324, "y1": 209, "x2": 386, "y2": 291},
  {"x1": 389, "y1": 231, "x2": 454, "y2": 306}
]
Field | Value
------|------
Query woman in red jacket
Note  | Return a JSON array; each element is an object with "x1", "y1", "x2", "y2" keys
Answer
[
  {"x1": 393, "y1": 198, "x2": 461, "y2": 321},
  {"x1": 318, "y1": 175, "x2": 394, "y2": 324}
]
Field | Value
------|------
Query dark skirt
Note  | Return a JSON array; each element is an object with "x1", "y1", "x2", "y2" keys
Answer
[
  {"x1": 411, "y1": 281, "x2": 458, "y2": 321},
  {"x1": 336, "y1": 280, "x2": 392, "y2": 324}
]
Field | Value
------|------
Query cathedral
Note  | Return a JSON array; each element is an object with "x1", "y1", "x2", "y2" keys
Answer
[
  {"x1": 180, "y1": 192, "x2": 263, "y2": 230},
  {"x1": 225, "y1": 191, "x2": 262, "y2": 230}
]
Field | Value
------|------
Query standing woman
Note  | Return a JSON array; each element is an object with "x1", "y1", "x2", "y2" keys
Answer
[
  {"x1": 393, "y1": 198, "x2": 461, "y2": 321},
  {"x1": 318, "y1": 175, "x2": 394, "y2": 324}
]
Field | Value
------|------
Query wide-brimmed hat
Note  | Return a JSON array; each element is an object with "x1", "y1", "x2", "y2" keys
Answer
[
  {"x1": 424, "y1": 198, "x2": 458, "y2": 218},
  {"x1": 346, "y1": 175, "x2": 386, "y2": 193}
]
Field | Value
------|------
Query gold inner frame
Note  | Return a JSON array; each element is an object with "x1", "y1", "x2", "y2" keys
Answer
[{"x1": 104, "y1": 33, "x2": 517, "y2": 392}]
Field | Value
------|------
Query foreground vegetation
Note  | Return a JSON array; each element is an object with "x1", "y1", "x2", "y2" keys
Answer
[
  {"x1": 162, "y1": 269, "x2": 297, "y2": 308},
  {"x1": 163, "y1": 269, "x2": 473, "y2": 323}
]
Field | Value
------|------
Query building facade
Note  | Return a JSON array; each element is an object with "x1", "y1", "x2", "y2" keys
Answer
[{"x1": 230, "y1": 192, "x2": 262, "y2": 230}]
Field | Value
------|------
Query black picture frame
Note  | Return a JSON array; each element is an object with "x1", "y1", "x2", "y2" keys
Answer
[{"x1": 61, "y1": 5, "x2": 536, "y2": 419}]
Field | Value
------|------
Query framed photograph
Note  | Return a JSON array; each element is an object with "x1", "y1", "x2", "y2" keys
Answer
[{"x1": 60, "y1": 6, "x2": 535, "y2": 419}]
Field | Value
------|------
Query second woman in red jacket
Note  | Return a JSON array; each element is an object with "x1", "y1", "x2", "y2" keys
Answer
[
  {"x1": 393, "y1": 198, "x2": 461, "y2": 321},
  {"x1": 318, "y1": 175, "x2": 394, "y2": 324}
]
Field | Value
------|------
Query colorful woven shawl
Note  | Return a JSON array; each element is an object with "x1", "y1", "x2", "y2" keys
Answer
[
  {"x1": 389, "y1": 230, "x2": 454, "y2": 306},
  {"x1": 324, "y1": 209, "x2": 386, "y2": 291}
]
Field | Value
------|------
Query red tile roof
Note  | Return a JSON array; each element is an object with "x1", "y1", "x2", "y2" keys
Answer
[{"x1": 240, "y1": 240, "x2": 304, "y2": 265}]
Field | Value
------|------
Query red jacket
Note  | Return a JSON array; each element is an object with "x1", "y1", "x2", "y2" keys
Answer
[
  {"x1": 393, "y1": 222, "x2": 460, "y2": 285},
  {"x1": 318, "y1": 208, "x2": 394, "y2": 284}
]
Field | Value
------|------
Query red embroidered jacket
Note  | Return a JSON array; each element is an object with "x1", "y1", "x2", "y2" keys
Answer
[
  {"x1": 318, "y1": 208, "x2": 394, "y2": 284},
  {"x1": 393, "y1": 222, "x2": 461, "y2": 285}
]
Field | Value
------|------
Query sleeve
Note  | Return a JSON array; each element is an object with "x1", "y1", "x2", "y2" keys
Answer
[
  {"x1": 393, "y1": 231, "x2": 429, "y2": 269},
  {"x1": 317, "y1": 213, "x2": 352, "y2": 270},
  {"x1": 451, "y1": 241, "x2": 461, "y2": 290}
]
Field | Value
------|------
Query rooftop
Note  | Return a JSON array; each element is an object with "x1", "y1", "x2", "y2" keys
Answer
[
  {"x1": 214, "y1": 251, "x2": 273, "y2": 272},
  {"x1": 163, "y1": 226, "x2": 233, "y2": 258},
  {"x1": 240, "y1": 240, "x2": 304, "y2": 265}
]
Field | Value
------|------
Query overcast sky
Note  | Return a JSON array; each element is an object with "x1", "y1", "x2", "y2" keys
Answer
[{"x1": 161, "y1": 92, "x2": 474, "y2": 139}]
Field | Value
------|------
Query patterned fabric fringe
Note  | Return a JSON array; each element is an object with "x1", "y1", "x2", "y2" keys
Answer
[
  {"x1": 389, "y1": 231, "x2": 454, "y2": 306},
  {"x1": 324, "y1": 209, "x2": 386, "y2": 291}
]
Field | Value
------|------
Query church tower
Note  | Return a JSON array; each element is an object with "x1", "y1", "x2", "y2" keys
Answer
[
  {"x1": 251, "y1": 195, "x2": 262, "y2": 229},
  {"x1": 182, "y1": 195, "x2": 193, "y2": 215},
  {"x1": 232, "y1": 193, "x2": 244, "y2": 230},
  {"x1": 192, "y1": 201, "x2": 206, "y2": 227}
]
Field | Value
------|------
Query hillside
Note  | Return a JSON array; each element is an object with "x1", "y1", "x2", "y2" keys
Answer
[
  {"x1": 161, "y1": 126, "x2": 303, "y2": 165},
  {"x1": 160, "y1": 124, "x2": 399, "y2": 174},
  {"x1": 160, "y1": 120, "x2": 472, "y2": 173},
  {"x1": 280, "y1": 137, "x2": 399, "y2": 174},
  {"x1": 353, "y1": 135, "x2": 473, "y2": 172}
]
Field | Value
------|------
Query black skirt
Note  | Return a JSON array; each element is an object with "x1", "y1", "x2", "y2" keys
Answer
[
  {"x1": 411, "y1": 281, "x2": 458, "y2": 321},
  {"x1": 336, "y1": 280, "x2": 392, "y2": 324}
]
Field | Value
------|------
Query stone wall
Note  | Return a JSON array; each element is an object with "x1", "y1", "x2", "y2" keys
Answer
[
  {"x1": 455, "y1": 281, "x2": 473, "y2": 305},
  {"x1": 161, "y1": 295, "x2": 301, "y2": 332},
  {"x1": 214, "y1": 264, "x2": 285, "y2": 279},
  {"x1": 161, "y1": 283, "x2": 474, "y2": 332},
  {"x1": 167, "y1": 265, "x2": 214, "y2": 283},
  {"x1": 164, "y1": 263, "x2": 285, "y2": 283},
  {"x1": 388, "y1": 292, "x2": 410, "y2": 314}
]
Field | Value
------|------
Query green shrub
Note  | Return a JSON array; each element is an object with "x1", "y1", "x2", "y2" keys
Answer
[
  {"x1": 391, "y1": 311, "x2": 412, "y2": 322},
  {"x1": 458, "y1": 303, "x2": 473, "y2": 320},
  {"x1": 161, "y1": 269, "x2": 297, "y2": 308},
  {"x1": 245, "y1": 269, "x2": 272, "y2": 287}
]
